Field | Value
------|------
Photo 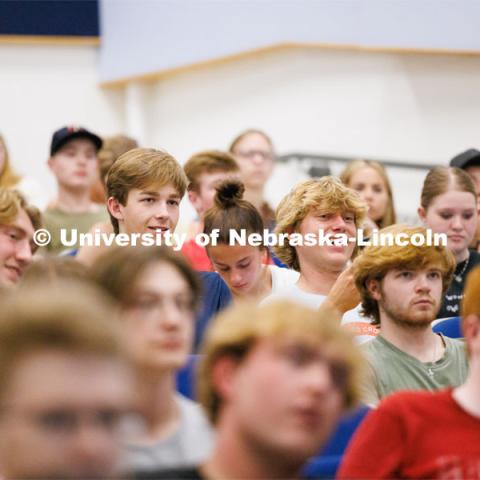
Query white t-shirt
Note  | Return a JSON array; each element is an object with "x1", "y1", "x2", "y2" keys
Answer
[
  {"x1": 263, "y1": 283, "x2": 378, "y2": 344},
  {"x1": 269, "y1": 265, "x2": 300, "y2": 293}
]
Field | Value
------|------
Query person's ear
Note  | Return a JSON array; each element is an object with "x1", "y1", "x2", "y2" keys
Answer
[
  {"x1": 366, "y1": 278, "x2": 382, "y2": 301},
  {"x1": 210, "y1": 355, "x2": 241, "y2": 405},
  {"x1": 463, "y1": 314, "x2": 480, "y2": 352},
  {"x1": 188, "y1": 190, "x2": 203, "y2": 215},
  {"x1": 47, "y1": 156, "x2": 54, "y2": 171},
  {"x1": 107, "y1": 197, "x2": 124, "y2": 222},
  {"x1": 418, "y1": 206, "x2": 427, "y2": 224}
]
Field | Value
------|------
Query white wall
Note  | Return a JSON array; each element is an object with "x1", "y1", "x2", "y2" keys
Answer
[
  {"x1": 0, "y1": 44, "x2": 125, "y2": 202},
  {"x1": 2, "y1": 43, "x2": 480, "y2": 223}
]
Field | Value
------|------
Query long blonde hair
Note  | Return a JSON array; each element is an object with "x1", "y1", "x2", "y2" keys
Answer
[
  {"x1": 340, "y1": 159, "x2": 396, "y2": 228},
  {"x1": 0, "y1": 135, "x2": 20, "y2": 188}
]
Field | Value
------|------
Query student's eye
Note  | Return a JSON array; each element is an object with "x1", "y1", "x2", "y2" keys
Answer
[
  {"x1": 439, "y1": 212, "x2": 452, "y2": 220},
  {"x1": 399, "y1": 271, "x2": 412, "y2": 279},
  {"x1": 238, "y1": 262, "x2": 251, "y2": 269},
  {"x1": 141, "y1": 198, "x2": 155, "y2": 204},
  {"x1": 344, "y1": 215, "x2": 355, "y2": 223},
  {"x1": 373, "y1": 185, "x2": 384, "y2": 194},
  {"x1": 428, "y1": 271, "x2": 441, "y2": 279},
  {"x1": 168, "y1": 199, "x2": 180, "y2": 206},
  {"x1": 216, "y1": 266, "x2": 230, "y2": 273},
  {"x1": 462, "y1": 212, "x2": 474, "y2": 220},
  {"x1": 352, "y1": 184, "x2": 365, "y2": 192},
  {"x1": 317, "y1": 213, "x2": 331, "y2": 220}
]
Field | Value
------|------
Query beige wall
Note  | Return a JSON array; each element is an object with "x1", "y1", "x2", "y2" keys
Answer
[{"x1": 2, "y1": 43, "x2": 479, "y2": 221}]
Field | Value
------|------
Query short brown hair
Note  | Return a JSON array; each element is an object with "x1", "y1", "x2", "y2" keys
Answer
[
  {"x1": 91, "y1": 245, "x2": 202, "y2": 312},
  {"x1": 228, "y1": 129, "x2": 274, "y2": 154},
  {"x1": 184, "y1": 150, "x2": 239, "y2": 193},
  {"x1": 20, "y1": 257, "x2": 88, "y2": 286},
  {"x1": 98, "y1": 135, "x2": 138, "y2": 185},
  {"x1": 421, "y1": 166, "x2": 476, "y2": 211},
  {"x1": 274, "y1": 177, "x2": 367, "y2": 271},
  {"x1": 353, "y1": 224, "x2": 456, "y2": 326},
  {"x1": 340, "y1": 159, "x2": 397, "y2": 228},
  {"x1": 0, "y1": 282, "x2": 124, "y2": 403},
  {"x1": 198, "y1": 300, "x2": 363, "y2": 425},
  {"x1": 106, "y1": 148, "x2": 187, "y2": 234},
  {"x1": 0, "y1": 135, "x2": 20, "y2": 188}
]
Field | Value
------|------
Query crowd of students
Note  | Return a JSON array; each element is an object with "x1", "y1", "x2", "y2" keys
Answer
[{"x1": 0, "y1": 124, "x2": 480, "y2": 479}]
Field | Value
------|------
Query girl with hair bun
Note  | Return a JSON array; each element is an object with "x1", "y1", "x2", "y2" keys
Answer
[
  {"x1": 418, "y1": 166, "x2": 480, "y2": 318},
  {"x1": 203, "y1": 179, "x2": 298, "y2": 301}
]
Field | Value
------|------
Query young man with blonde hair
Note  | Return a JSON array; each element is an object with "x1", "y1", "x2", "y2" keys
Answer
[
  {"x1": 0, "y1": 187, "x2": 41, "y2": 288},
  {"x1": 353, "y1": 224, "x2": 468, "y2": 406},
  {"x1": 182, "y1": 150, "x2": 239, "y2": 270},
  {"x1": 138, "y1": 300, "x2": 363, "y2": 479},
  {"x1": 339, "y1": 266, "x2": 480, "y2": 479},
  {"x1": 0, "y1": 282, "x2": 132, "y2": 480},
  {"x1": 264, "y1": 177, "x2": 376, "y2": 343}
]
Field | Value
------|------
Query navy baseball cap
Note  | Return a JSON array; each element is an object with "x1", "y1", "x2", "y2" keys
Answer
[
  {"x1": 450, "y1": 148, "x2": 480, "y2": 170},
  {"x1": 50, "y1": 126, "x2": 103, "y2": 156}
]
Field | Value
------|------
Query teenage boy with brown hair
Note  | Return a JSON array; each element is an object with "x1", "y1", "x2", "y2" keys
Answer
[
  {"x1": 353, "y1": 224, "x2": 467, "y2": 406},
  {"x1": 182, "y1": 150, "x2": 239, "y2": 270},
  {"x1": 339, "y1": 266, "x2": 480, "y2": 479}
]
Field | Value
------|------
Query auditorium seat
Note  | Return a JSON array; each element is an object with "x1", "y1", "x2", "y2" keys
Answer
[{"x1": 432, "y1": 316, "x2": 462, "y2": 339}]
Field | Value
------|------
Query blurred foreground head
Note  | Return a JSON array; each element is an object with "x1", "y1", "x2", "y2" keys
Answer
[
  {"x1": 198, "y1": 300, "x2": 363, "y2": 477},
  {"x1": 0, "y1": 282, "x2": 132, "y2": 480}
]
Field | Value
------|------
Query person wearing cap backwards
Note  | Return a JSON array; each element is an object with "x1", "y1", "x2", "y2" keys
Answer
[
  {"x1": 43, "y1": 126, "x2": 110, "y2": 253},
  {"x1": 450, "y1": 148, "x2": 480, "y2": 251}
]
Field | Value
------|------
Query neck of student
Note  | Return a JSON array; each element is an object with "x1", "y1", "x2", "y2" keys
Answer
[
  {"x1": 296, "y1": 261, "x2": 342, "y2": 296},
  {"x1": 453, "y1": 357, "x2": 480, "y2": 417},
  {"x1": 203, "y1": 422, "x2": 300, "y2": 480},
  {"x1": 380, "y1": 319, "x2": 444, "y2": 362},
  {"x1": 243, "y1": 187, "x2": 265, "y2": 213},
  {"x1": 454, "y1": 248, "x2": 469, "y2": 264},
  {"x1": 53, "y1": 186, "x2": 93, "y2": 213},
  {"x1": 134, "y1": 368, "x2": 179, "y2": 440}
]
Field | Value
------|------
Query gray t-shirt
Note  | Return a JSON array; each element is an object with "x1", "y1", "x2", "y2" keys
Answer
[
  {"x1": 125, "y1": 394, "x2": 214, "y2": 472},
  {"x1": 361, "y1": 334, "x2": 468, "y2": 406}
]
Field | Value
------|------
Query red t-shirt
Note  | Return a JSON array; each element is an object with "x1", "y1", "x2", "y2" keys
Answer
[
  {"x1": 181, "y1": 240, "x2": 213, "y2": 272},
  {"x1": 338, "y1": 389, "x2": 480, "y2": 479}
]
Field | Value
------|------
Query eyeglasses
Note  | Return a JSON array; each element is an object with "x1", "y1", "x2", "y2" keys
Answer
[
  {"x1": 126, "y1": 294, "x2": 195, "y2": 318},
  {"x1": 1, "y1": 406, "x2": 132, "y2": 437},
  {"x1": 234, "y1": 149, "x2": 275, "y2": 162}
]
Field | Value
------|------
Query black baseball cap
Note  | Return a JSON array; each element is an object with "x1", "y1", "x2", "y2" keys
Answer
[
  {"x1": 449, "y1": 148, "x2": 480, "y2": 170},
  {"x1": 50, "y1": 126, "x2": 103, "y2": 156}
]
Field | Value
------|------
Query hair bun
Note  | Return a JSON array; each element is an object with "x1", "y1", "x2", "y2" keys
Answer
[{"x1": 215, "y1": 179, "x2": 245, "y2": 208}]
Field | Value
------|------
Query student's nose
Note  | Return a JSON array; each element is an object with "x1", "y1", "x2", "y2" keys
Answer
[
  {"x1": 415, "y1": 273, "x2": 431, "y2": 292},
  {"x1": 304, "y1": 361, "x2": 334, "y2": 395},
  {"x1": 331, "y1": 214, "x2": 347, "y2": 232},
  {"x1": 230, "y1": 269, "x2": 244, "y2": 286},
  {"x1": 154, "y1": 201, "x2": 169, "y2": 220},
  {"x1": 72, "y1": 422, "x2": 117, "y2": 477},
  {"x1": 451, "y1": 215, "x2": 464, "y2": 231},
  {"x1": 160, "y1": 301, "x2": 183, "y2": 330}
]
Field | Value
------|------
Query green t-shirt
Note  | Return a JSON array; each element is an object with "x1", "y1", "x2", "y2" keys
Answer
[
  {"x1": 42, "y1": 206, "x2": 109, "y2": 254},
  {"x1": 361, "y1": 334, "x2": 468, "y2": 406}
]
